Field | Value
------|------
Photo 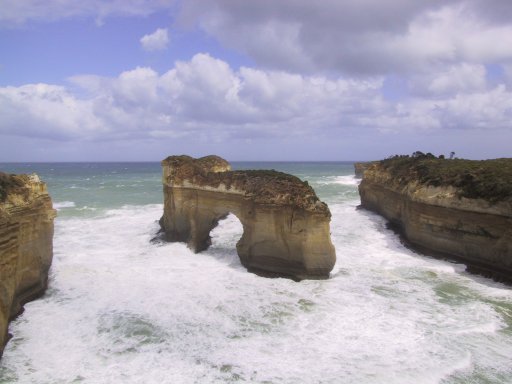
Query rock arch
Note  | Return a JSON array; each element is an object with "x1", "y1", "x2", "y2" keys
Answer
[{"x1": 159, "y1": 155, "x2": 336, "y2": 280}]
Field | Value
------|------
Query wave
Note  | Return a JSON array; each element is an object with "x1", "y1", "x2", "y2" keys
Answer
[
  {"x1": 53, "y1": 201, "x2": 76, "y2": 210},
  {"x1": 333, "y1": 175, "x2": 360, "y2": 185},
  {"x1": 317, "y1": 175, "x2": 360, "y2": 186}
]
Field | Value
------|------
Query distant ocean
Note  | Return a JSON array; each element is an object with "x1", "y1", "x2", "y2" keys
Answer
[{"x1": 0, "y1": 162, "x2": 511, "y2": 384}]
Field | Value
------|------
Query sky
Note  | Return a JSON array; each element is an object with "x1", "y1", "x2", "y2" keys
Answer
[{"x1": 1, "y1": 0, "x2": 511, "y2": 161}]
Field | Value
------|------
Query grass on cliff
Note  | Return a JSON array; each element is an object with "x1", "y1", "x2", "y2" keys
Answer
[
  {"x1": 379, "y1": 154, "x2": 512, "y2": 203},
  {"x1": 200, "y1": 168, "x2": 326, "y2": 212},
  {"x1": 165, "y1": 156, "x2": 327, "y2": 212}
]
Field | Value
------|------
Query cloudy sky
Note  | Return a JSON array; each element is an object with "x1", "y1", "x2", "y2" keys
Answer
[{"x1": 1, "y1": 0, "x2": 511, "y2": 161}]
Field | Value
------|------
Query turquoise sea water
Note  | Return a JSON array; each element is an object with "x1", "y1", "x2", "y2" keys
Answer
[{"x1": 0, "y1": 162, "x2": 511, "y2": 384}]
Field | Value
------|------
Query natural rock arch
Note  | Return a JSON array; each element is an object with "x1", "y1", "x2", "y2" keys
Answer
[{"x1": 159, "y1": 155, "x2": 336, "y2": 280}]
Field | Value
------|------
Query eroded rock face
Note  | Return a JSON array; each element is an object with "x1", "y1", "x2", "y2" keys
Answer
[
  {"x1": 354, "y1": 162, "x2": 370, "y2": 179},
  {"x1": 0, "y1": 172, "x2": 56, "y2": 358},
  {"x1": 359, "y1": 161, "x2": 512, "y2": 281},
  {"x1": 160, "y1": 155, "x2": 336, "y2": 280}
]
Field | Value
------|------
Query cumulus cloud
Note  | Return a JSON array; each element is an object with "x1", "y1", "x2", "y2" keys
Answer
[
  {"x1": 0, "y1": 84, "x2": 104, "y2": 139},
  {"x1": 433, "y1": 85, "x2": 512, "y2": 130},
  {"x1": 1, "y1": 53, "x2": 511, "y2": 149},
  {"x1": 140, "y1": 28, "x2": 169, "y2": 51},
  {"x1": 408, "y1": 63, "x2": 487, "y2": 97}
]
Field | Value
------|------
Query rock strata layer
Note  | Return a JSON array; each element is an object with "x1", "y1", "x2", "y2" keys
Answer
[
  {"x1": 358, "y1": 157, "x2": 512, "y2": 281},
  {"x1": 160, "y1": 155, "x2": 336, "y2": 280},
  {"x1": 0, "y1": 172, "x2": 56, "y2": 358}
]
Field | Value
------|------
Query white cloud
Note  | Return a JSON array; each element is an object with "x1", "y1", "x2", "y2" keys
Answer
[
  {"x1": 0, "y1": 83, "x2": 104, "y2": 139},
  {"x1": 0, "y1": 54, "x2": 382, "y2": 142},
  {"x1": 433, "y1": 85, "x2": 512, "y2": 130},
  {"x1": 1, "y1": 53, "x2": 511, "y2": 148},
  {"x1": 115, "y1": 67, "x2": 160, "y2": 104},
  {"x1": 140, "y1": 28, "x2": 169, "y2": 52},
  {"x1": 409, "y1": 63, "x2": 487, "y2": 96}
]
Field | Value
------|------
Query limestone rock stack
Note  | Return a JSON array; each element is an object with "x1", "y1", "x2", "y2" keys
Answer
[
  {"x1": 160, "y1": 155, "x2": 336, "y2": 280},
  {"x1": 0, "y1": 172, "x2": 56, "y2": 358}
]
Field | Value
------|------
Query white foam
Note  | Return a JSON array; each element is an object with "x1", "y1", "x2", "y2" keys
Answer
[
  {"x1": 53, "y1": 201, "x2": 76, "y2": 210},
  {"x1": 76, "y1": 206, "x2": 97, "y2": 211},
  {"x1": 335, "y1": 175, "x2": 360, "y2": 185},
  {"x1": 2, "y1": 202, "x2": 512, "y2": 383},
  {"x1": 317, "y1": 175, "x2": 360, "y2": 186}
]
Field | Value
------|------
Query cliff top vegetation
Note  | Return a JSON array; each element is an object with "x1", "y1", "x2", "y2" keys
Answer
[
  {"x1": 162, "y1": 155, "x2": 329, "y2": 214},
  {"x1": 376, "y1": 153, "x2": 512, "y2": 203}
]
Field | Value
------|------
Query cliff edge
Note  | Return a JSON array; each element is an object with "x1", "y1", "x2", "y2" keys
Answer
[
  {"x1": 0, "y1": 172, "x2": 56, "y2": 358},
  {"x1": 354, "y1": 162, "x2": 371, "y2": 178},
  {"x1": 358, "y1": 155, "x2": 512, "y2": 281},
  {"x1": 160, "y1": 155, "x2": 336, "y2": 280}
]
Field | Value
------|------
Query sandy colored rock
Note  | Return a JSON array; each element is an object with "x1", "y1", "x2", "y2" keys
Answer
[
  {"x1": 160, "y1": 155, "x2": 336, "y2": 280},
  {"x1": 0, "y1": 172, "x2": 56, "y2": 358},
  {"x1": 358, "y1": 159, "x2": 512, "y2": 281}
]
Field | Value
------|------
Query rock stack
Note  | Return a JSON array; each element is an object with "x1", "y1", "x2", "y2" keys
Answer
[{"x1": 160, "y1": 155, "x2": 336, "y2": 280}]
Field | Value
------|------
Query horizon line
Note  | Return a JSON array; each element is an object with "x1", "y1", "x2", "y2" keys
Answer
[{"x1": 0, "y1": 160, "x2": 367, "y2": 164}]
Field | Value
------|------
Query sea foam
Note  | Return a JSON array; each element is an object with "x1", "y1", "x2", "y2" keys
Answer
[
  {"x1": 2, "y1": 201, "x2": 512, "y2": 383},
  {"x1": 53, "y1": 201, "x2": 76, "y2": 210}
]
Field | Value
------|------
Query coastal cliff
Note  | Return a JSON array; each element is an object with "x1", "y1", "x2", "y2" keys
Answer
[
  {"x1": 358, "y1": 155, "x2": 512, "y2": 281},
  {"x1": 0, "y1": 172, "x2": 56, "y2": 358},
  {"x1": 354, "y1": 162, "x2": 370, "y2": 178},
  {"x1": 160, "y1": 155, "x2": 336, "y2": 280}
]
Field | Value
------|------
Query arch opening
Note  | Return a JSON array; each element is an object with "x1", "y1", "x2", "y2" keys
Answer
[{"x1": 209, "y1": 213, "x2": 244, "y2": 267}]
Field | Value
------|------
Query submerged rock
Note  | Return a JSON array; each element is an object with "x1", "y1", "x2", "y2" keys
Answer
[
  {"x1": 0, "y1": 172, "x2": 56, "y2": 358},
  {"x1": 159, "y1": 155, "x2": 336, "y2": 280},
  {"x1": 358, "y1": 156, "x2": 512, "y2": 282}
]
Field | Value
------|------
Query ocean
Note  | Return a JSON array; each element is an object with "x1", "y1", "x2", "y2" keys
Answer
[{"x1": 0, "y1": 162, "x2": 511, "y2": 384}]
